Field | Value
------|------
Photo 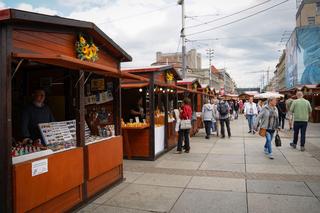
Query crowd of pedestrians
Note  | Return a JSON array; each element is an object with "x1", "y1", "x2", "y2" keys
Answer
[{"x1": 175, "y1": 91, "x2": 312, "y2": 159}]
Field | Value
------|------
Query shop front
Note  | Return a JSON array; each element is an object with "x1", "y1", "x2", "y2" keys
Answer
[
  {"x1": 121, "y1": 65, "x2": 182, "y2": 160},
  {"x1": 0, "y1": 9, "x2": 140, "y2": 213}
]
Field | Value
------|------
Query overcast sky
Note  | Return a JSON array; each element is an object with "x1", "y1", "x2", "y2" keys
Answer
[{"x1": 1, "y1": 0, "x2": 297, "y2": 88}]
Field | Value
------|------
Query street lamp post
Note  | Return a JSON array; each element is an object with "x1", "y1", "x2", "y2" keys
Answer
[{"x1": 178, "y1": 0, "x2": 186, "y2": 79}]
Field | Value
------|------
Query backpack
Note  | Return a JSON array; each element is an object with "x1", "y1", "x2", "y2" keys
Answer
[{"x1": 218, "y1": 102, "x2": 228, "y2": 116}]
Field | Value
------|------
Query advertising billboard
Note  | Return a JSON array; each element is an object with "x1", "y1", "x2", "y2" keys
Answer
[{"x1": 285, "y1": 26, "x2": 320, "y2": 88}]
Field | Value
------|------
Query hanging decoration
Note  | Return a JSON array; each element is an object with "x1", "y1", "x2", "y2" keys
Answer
[
  {"x1": 75, "y1": 34, "x2": 99, "y2": 62},
  {"x1": 166, "y1": 72, "x2": 174, "y2": 82}
]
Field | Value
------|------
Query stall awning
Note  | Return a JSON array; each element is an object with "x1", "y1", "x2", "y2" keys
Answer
[
  {"x1": 12, "y1": 53, "x2": 146, "y2": 81},
  {"x1": 121, "y1": 83, "x2": 149, "y2": 89}
]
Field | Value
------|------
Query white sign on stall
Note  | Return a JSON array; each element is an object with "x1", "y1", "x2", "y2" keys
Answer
[{"x1": 32, "y1": 159, "x2": 48, "y2": 177}]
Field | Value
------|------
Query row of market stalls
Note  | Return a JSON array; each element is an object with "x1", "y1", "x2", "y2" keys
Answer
[
  {"x1": 120, "y1": 68, "x2": 216, "y2": 160},
  {"x1": 280, "y1": 85, "x2": 320, "y2": 123},
  {"x1": 0, "y1": 9, "x2": 217, "y2": 213}
]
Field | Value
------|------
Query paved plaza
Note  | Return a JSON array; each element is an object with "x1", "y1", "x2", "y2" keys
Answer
[{"x1": 77, "y1": 117, "x2": 320, "y2": 213}]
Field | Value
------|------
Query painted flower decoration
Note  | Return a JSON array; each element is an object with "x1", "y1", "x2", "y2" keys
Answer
[
  {"x1": 76, "y1": 34, "x2": 99, "y2": 62},
  {"x1": 166, "y1": 72, "x2": 174, "y2": 82}
]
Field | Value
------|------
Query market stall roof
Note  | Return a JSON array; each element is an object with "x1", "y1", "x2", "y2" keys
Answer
[
  {"x1": 301, "y1": 84, "x2": 320, "y2": 90},
  {"x1": 254, "y1": 92, "x2": 284, "y2": 99},
  {"x1": 12, "y1": 53, "x2": 145, "y2": 81},
  {"x1": 121, "y1": 65, "x2": 182, "y2": 80},
  {"x1": 239, "y1": 91, "x2": 260, "y2": 96},
  {"x1": 200, "y1": 84, "x2": 210, "y2": 89},
  {"x1": 177, "y1": 78, "x2": 199, "y2": 85},
  {"x1": 0, "y1": 8, "x2": 132, "y2": 62}
]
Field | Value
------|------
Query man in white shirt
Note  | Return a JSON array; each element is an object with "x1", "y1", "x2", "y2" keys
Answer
[{"x1": 244, "y1": 97, "x2": 258, "y2": 134}]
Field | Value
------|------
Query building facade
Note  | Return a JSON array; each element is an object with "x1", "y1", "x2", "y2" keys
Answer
[
  {"x1": 296, "y1": 0, "x2": 320, "y2": 27},
  {"x1": 275, "y1": 50, "x2": 286, "y2": 90},
  {"x1": 155, "y1": 49, "x2": 202, "y2": 71}
]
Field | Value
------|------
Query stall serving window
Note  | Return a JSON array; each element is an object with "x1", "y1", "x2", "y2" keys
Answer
[
  {"x1": 84, "y1": 74, "x2": 118, "y2": 144},
  {"x1": 11, "y1": 62, "x2": 80, "y2": 164}
]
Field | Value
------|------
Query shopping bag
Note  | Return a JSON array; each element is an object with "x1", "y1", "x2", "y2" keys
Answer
[
  {"x1": 275, "y1": 131, "x2": 281, "y2": 147},
  {"x1": 180, "y1": 119, "x2": 192, "y2": 130},
  {"x1": 259, "y1": 128, "x2": 266, "y2": 137}
]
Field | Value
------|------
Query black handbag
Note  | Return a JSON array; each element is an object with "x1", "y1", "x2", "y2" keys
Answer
[{"x1": 275, "y1": 131, "x2": 282, "y2": 147}]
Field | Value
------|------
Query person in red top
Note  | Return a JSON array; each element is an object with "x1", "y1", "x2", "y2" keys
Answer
[{"x1": 176, "y1": 97, "x2": 192, "y2": 154}]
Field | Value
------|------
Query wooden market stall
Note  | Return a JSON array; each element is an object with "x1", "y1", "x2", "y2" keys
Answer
[
  {"x1": 121, "y1": 65, "x2": 182, "y2": 160},
  {"x1": 177, "y1": 78, "x2": 202, "y2": 137},
  {"x1": 301, "y1": 85, "x2": 320, "y2": 123},
  {"x1": 0, "y1": 9, "x2": 143, "y2": 213}
]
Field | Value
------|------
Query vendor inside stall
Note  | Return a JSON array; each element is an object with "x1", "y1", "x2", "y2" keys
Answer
[
  {"x1": 130, "y1": 97, "x2": 145, "y2": 122},
  {"x1": 21, "y1": 88, "x2": 55, "y2": 144}
]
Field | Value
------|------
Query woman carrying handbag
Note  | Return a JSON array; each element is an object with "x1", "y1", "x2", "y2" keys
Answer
[
  {"x1": 253, "y1": 97, "x2": 279, "y2": 159},
  {"x1": 176, "y1": 98, "x2": 192, "y2": 154}
]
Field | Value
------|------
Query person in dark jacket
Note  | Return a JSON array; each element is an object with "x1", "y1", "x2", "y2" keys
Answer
[
  {"x1": 21, "y1": 88, "x2": 55, "y2": 143},
  {"x1": 276, "y1": 97, "x2": 286, "y2": 130}
]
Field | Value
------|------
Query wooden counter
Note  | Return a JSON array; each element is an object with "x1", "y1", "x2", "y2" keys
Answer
[
  {"x1": 12, "y1": 148, "x2": 84, "y2": 213},
  {"x1": 122, "y1": 126, "x2": 150, "y2": 159},
  {"x1": 167, "y1": 121, "x2": 178, "y2": 149},
  {"x1": 85, "y1": 136, "x2": 123, "y2": 198}
]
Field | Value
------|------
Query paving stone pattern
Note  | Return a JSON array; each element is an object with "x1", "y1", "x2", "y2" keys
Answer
[{"x1": 76, "y1": 117, "x2": 320, "y2": 213}]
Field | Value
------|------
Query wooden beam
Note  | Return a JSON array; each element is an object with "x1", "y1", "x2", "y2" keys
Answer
[{"x1": 0, "y1": 25, "x2": 13, "y2": 213}]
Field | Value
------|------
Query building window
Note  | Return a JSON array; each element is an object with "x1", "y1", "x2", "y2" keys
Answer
[
  {"x1": 307, "y1": 16, "x2": 315, "y2": 25},
  {"x1": 317, "y1": 2, "x2": 320, "y2": 16}
]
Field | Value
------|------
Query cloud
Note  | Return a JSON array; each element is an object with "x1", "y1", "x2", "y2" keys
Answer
[
  {"x1": 8, "y1": 0, "x2": 297, "y2": 88},
  {"x1": 0, "y1": 1, "x2": 6, "y2": 9},
  {"x1": 16, "y1": 3, "x2": 59, "y2": 15}
]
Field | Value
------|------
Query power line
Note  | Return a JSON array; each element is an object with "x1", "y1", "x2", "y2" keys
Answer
[
  {"x1": 187, "y1": 0, "x2": 289, "y2": 37},
  {"x1": 97, "y1": 3, "x2": 176, "y2": 24},
  {"x1": 187, "y1": 33, "x2": 284, "y2": 42},
  {"x1": 186, "y1": 0, "x2": 271, "y2": 29}
]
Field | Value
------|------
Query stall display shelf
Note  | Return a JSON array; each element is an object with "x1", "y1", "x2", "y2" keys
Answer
[
  {"x1": 85, "y1": 136, "x2": 116, "y2": 146},
  {"x1": 12, "y1": 147, "x2": 77, "y2": 165},
  {"x1": 122, "y1": 125, "x2": 150, "y2": 130}
]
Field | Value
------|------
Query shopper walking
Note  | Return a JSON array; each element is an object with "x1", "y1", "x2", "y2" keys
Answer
[
  {"x1": 244, "y1": 97, "x2": 258, "y2": 134},
  {"x1": 257, "y1": 100, "x2": 264, "y2": 113},
  {"x1": 176, "y1": 98, "x2": 192, "y2": 154},
  {"x1": 290, "y1": 91, "x2": 312, "y2": 152},
  {"x1": 217, "y1": 99, "x2": 231, "y2": 138},
  {"x1": 277, "y1": 97, "x2": 286, "y2": 130},
  {"x1": 211, "y1": 99, "x2": 219, "y2": 136},
  {"x1": 254, "y1": 97, "x2": 279, "y2": 159},
  {"x1": 234, "y1": 100, "x2": 239, "y2": 119},
  {"x1": 286, "y1": 94, "x2": 294, "y2": 130},
  {"x1": 202, "y1": 99, "x2": 215, "y2": 139}
]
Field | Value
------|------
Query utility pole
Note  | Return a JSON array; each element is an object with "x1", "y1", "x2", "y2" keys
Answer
[
  {"x1": 178, "y1": 0, "x2": 186, "y2": 79},
  {"x1": 206, "y1": 48, "x2": 214, "y2": 87}
]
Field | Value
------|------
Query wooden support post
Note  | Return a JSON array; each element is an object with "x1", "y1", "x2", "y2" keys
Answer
[
  {"x1": 149, "y1": 74, "x2": 155, "y2": 160},
  {"x1": 76, "y1": 70, "x2": 86, "y2": 200},
  {"x1": 0, "y1": 25, "x2": 13, "y2": 213}
]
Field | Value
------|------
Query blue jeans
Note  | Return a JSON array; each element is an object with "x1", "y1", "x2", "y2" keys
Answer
[
  {"x1": 265, "y1": 130, "x2": 275, "y2": 154},
  {"x1": 247, "y1": 115, "x2": 255, "y2": 131}
]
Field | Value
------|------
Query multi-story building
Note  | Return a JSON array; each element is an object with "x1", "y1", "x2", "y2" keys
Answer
[
  {"x1": 154, "y1": 49, "x2": 202, "y2": 71},
  {"x1": 296, "y1": 0, "x2": 320, "y2": 27},
  {"x1": 217, "y1": 68, "x2": 237, "y2": 94},
  {"x1": 275, "y1": 50, "x2": 286, "y2": 91}
]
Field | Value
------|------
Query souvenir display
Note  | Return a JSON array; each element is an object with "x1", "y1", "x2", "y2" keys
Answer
[
  {"x1": 11, "y1": 138, "x2": 47, "y2": 157},
  {"x1": 39, "y1": 120, "x2": 76, "y2": 151}
]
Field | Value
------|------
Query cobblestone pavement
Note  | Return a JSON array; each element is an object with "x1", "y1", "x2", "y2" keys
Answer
[{"x1": 77, "y1": 116, "x2": 320, "y2": 213}]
